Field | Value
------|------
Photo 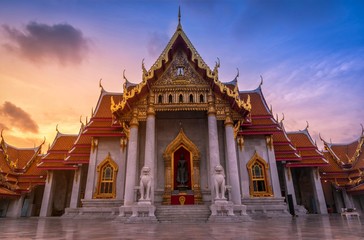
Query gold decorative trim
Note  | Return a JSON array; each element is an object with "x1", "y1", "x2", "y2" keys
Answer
[
  {"x1": 266, "y1": 135, "x2": 274, "y2": 150},
  {"x1": 94, "y1": 153, "x2": 118, "y2": 199},
  {"x1": 162, "y1": 128, "x2": 202, "y2": 204},
  {"x1": 247, "y1": 152, "x2": 273, "y2": 197},
  {"x1": 237, "y1": 136, "x2": 244, "y2": 151},
  {"x1": 110, "y1": 26, "x2": 252, "y2": 115}
]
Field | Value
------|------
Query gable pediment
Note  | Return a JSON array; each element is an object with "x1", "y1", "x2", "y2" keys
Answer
[{"x1": 152, "y1": 50, "x2": 209, "y2": 88}]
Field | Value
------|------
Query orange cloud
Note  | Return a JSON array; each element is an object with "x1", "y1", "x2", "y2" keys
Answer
[{"x1": 0, "y1": 101, "x2": 39, "y2": 133}]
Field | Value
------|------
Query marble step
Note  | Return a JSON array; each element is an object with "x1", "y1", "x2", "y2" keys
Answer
[{"x1": 155, "y1": 205, "x2": 211, "y2": 223}]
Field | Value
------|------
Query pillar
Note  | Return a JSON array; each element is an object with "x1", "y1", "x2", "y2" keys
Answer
[
  {"x1": 117, "y1": 138, "x2": 127, "y2": 200},
  {"x1": 84, "y1": 138, "x2": 98, "y2": 200},
  {"x1": 266, "y1": 136, "x2": 282, "y2": 197},
  {"x1": 123, "y1": 108, "x2": 139, "y2": 206},
  {"x1": 143, "y1": 92, "x2": 156, "y2": 201},
  {"x1": 26, "y1": 191, "x2": 35, "y2": 216},
  {"x1": 332, "y1": 188, "x2": 344, "y2": 213},
  {"x1": 6, "y1": 195, "x2": 25, "y2": 218},
  {"x1": 237, "y1": 136, "x2": 250, "y2": 199},
  {"x1": 342, "y1": 190, "x2": 354, "y2": 209},
  {"x1": 69, "y1": 167, "x2": 82, "y2": 208},
  {"x1": 207, "y1": 91, "x2": 220, "y2": 200},
  {"x1": 311, "y1": 167, "x2": 328, "y2": 214},
  {"x1": 283, "y1": 167, "x2": 297, "y2": 205},
  {"x1": 39, "y1": 171, "x2": 55, "y2": 217},
  {"x1": 224, "y1": 109, "x2": 241, "y2": 204}
]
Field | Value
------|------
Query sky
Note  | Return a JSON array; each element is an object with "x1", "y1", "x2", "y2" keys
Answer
[{"x1": 0, "y1": 0, "x2": 363, "y2": 150}]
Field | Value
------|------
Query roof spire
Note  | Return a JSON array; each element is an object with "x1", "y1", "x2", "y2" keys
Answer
[{"x1": 177, "y1": 6, "x2": 182, "y2": 30}]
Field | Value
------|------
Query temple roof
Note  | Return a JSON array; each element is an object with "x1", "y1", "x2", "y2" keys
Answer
[
  {"x1": 286, "y1": 128, "x2": 328, "y2": 168},
  {"x1": 320, "y1": 127, "x2": 364, "y2": 193},
  {"x1": 38, "y1": 130, "x2": 78, "y2": 170},
  {"x1": 111, "y1": 18, "x2": 251, "y2": 118},
  {"x1": 0, "y1": 132, "x2": 46, "y2": 196}
]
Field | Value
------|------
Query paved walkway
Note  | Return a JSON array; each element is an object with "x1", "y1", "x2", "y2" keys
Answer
[{"x1": 0, "y1": 215, "x2": 363, "y2": 239}]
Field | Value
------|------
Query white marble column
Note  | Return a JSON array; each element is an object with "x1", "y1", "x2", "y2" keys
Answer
[
  {"x1": 283, "y1": 167, "x2": 297, "y2": 205},
  {"x1": 332, "y1": 189, "x2": 344, "y2": 213},
  {"x1": 237, "y1": 139, "x2": 250, "y2": 199},
  {"x1": 84, "y1": 138, "x2": 98, "y2": 200},
  {"x1": 39, "y1": 171, "x2": 55, "y2": 217},
  {"x1": 123, "y1": 109, "x2": 139, "y2": 206},
  {"x1": 69, "y1": 167, "x2": 82, "y2": 208},
  {"x1": 342, "y1": 189, "x2": 354, "y2": 209},
  {"x1": 143, "y1": 92, "x2": 156, "y2": 202},
  {"x1": 224, "y1": 111, "x2": 241, "y2": 204},
  {"x1": 311, "y1": 168, "x2": 328, "y2": 214},
  {"x1": 6, "y1": 194, "x2": 25, "y2": 218},
  {"x1": 266, "y1": 136, "x2": 282, "y2": 197},
  {"x1": 207, "y1": 91, "x2": 220, "y2": 200},
  {"x1": 116, "y1": 140, "x2": 127, "y2": 200}
]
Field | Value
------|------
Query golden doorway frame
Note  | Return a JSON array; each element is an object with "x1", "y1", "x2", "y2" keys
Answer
[{"x1": 162, "y1": 129, "x2": 202, "y2": 204}]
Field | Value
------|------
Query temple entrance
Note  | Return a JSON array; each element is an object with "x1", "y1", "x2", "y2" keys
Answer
[
  {"x1": 173, "y1": 147, "x2": 191, "y2": 190},
  {"x1": 162, "y1": 129, "x2": 202, "y2": 205}
]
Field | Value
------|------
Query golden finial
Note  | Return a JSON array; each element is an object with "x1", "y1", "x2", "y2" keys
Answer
[
  {"x1": 259, "y1": 75, "x2": 264, "y2": 87},
  {"x1": 280, "y1": 113, "x2": 285, "y2": 125},
  {"x1": 99, "y1": 78, "x2": 104, "y2": 91},
  {"x1": 361, "y1": 123, "x2": 364, "y2": 134},
  {"x1": 142, "y1": 59, "x2": 147, "y2": 76},
  {"x1": 177, "y1": 6, "x2": 182, "y2": 29},
  {"x1": 56, "y1": 124, "x2": 59, "y2": 133},
  {"x1": 123, "y1": 69, "x2": 127, "y2": 82},
  {"x1": 269, "y1": 105, "x2": 273, "y2": 114},
  {"x1": 86, "y1": 116, "x2": 89, "y2": 125},
  {"x1": 123, "y1": 69, "x2": 128, "y2": 93},
  {"x1": 0, "y1": 129, "x2": 4, "y2": 142},
  {"x1": 91, "y1": 107, "x2": 94, "y2": 117},
  {"x1": 305, "y1": 121, "x2": 309, "y2": 130},
  {"x1": 276, "y1": 113, "x2": 279, "y2": 122},
  {"x1": 236, "y1": 68, "x2": 239, "y2": 79}
]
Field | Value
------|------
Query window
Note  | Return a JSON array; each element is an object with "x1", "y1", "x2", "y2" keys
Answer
[
  {"x1": 169, "y1": 94, "x2": 173, "y2": 103},
  {"x1": 199, "y1": 94, "x2": 204, "y2": 103},
  {"x1": 247, "y1": 152, "x2": 272, "y2": 197},
  {"x1": 179, "y1": 94, "x2": 183, "y2": 103},
  {"x1": 177, "y1": 66, "x2": 184, "y2": 76},
  {"x1": 189, "y1": 94, "x2": 194, "y2": 103},
  {"x1": 94, "y1": 153, "x2": 118, "y2": 198},
  {"x1": 100, "y1": 164, "x2": 114, "y2": 194},
  {"x1": 158, "y1": 95, "x2": 163, "y2": 104},
  {"x1": 252, "y1": 163, "x2": 266, "y2": 192}
]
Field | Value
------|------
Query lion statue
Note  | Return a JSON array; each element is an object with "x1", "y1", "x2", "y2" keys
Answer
[
  {"x1": 212, "y1": 165, "x2": 226, "y2": 200},
  {"x1": 139, "y1": 166, "x2": 152, "y2": 201}
]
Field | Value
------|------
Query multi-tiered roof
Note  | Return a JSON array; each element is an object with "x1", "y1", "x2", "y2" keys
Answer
[
  {"x1": 320, "y1": 127, "x2": 364, "y2": 193},
  {"x1": 0, "y1": 131, "x2": 46, "y2": 197}
]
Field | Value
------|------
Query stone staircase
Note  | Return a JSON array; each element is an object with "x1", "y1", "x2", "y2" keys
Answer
[{"x1": 155, "y1": 205, "x2": 211, "y2": 223}]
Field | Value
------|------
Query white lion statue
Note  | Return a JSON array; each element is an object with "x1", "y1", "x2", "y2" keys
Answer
[
  {"x1": 139, "y1": 166, "x2": 152, "y2": 201},
  {"x1": 212, "y1": 165, "x2": 226, "y2": 200}
]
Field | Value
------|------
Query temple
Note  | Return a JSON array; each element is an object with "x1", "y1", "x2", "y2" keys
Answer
[{"x1": 1, "y1": 11, "x2": 363, "y2": 221}]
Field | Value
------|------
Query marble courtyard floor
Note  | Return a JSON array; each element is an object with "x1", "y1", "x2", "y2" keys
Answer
[{"x1": 0, "y1": 215, "x2": 363, "y2": 239}]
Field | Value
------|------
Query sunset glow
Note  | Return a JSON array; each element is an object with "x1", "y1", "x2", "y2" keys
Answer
[{"x1": 0, "y1": 0, "x2": 363, "y2": 150}]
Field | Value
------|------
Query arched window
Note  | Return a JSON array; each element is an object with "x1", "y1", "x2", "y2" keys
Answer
[
  {"x1": 179, "y1": 94, "x2": 183, "y2": 103},
  {"x1": 94, "y1": 153, "x2": 118, "y2": 198},
  {"x1": 158, "y1": 95, "x2": 163, "y2": 104},
  {"x1": 189, "y1": 94, "x2": 194, "y2": 103},
  {"x1": 199, "y1": 94, "x2": 204, "y2": 103},
  {"x1": 169, "y1": 94, "x2": 173, "y2": 103},
  {"x1": 247, "y1": 152, "x2": 272, "y2": 197}
]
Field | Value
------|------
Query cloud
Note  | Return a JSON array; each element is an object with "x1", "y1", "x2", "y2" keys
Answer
[
  {"x1": 2, "y1": 21, "x2": 89, "y2": 65},
  {"x1": 0, "y1": 101, "x2": 39, "y2": 133},
  {"x1": 147, "y1": 31, "x2": 169, "y2": 57}
]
